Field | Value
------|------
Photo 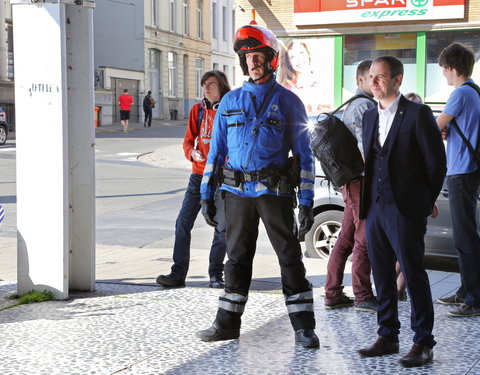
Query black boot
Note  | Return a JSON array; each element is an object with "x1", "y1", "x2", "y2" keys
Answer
[
  {"x1": 156, "y1": 274, "x2": 185, "y2": 287},
  {"x1": 196, "y1": 321, "x2": 240, "y2": 342},
  {"x1": 295, "y1": 329, "x2": 319, "y2": 348}
]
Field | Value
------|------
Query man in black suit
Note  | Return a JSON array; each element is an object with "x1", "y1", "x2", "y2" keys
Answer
[{"x1": 357, "y1": 56, "x2": 446, "y2": 368}]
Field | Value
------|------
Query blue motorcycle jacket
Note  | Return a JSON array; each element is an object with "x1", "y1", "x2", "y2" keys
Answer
[{"x1": 200, "y1": 77, "x2": 315, "y2": 207}]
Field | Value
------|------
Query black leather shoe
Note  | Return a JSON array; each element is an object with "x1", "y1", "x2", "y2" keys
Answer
[
  {"x1": 196, "y1": 321, "x2": 240, "y2": 342},
  {"x1": 295, "y1": 329, "x2": 320, "y2": 348},
  {"x1": 156, "y1": 274, "x2": 185, "y2": 288},
  {"x1": 399, "y1": 344, "x2": 433, "y2": 367},
  {"x1": 209, "y1": 277, "x2": 225, "y2": 289},
  {"x1": 358, "y1": 336, "x2": 399, "y2": 357}
]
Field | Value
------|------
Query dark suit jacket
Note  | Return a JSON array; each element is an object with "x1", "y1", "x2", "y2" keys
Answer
[{"x1": 360, "y1": 95, "x2": 446, "y2": 220}]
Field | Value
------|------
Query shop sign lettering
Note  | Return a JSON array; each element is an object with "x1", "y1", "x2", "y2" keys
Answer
[{"x1": 346, "y1": 0, "x2": 406, "y2": 8}]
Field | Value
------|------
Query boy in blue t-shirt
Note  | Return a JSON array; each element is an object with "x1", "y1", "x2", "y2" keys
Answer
[{"x1": 436, "y1": 42, "x2": 480, "y2": 317}]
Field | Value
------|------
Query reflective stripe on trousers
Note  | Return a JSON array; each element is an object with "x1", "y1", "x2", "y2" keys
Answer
[
  {"x1": 218, "y1": 291, "x2": 248, "y2": 314},
  {"x1": 285, "y1": 290, "x2": 314, "y2": 314}
]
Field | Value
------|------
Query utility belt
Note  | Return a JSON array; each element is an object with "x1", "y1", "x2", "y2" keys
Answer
[{"x1": 221, "y1": 166, "x2": 294, "y2": 195}]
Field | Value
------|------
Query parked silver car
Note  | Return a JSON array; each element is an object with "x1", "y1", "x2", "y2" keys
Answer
[
  {"x1": 304, "y1": 173, "x2": 461, "y2": 260},
  {"x1": 0, "y1": 107, "x2": 8, "y2": 146}
]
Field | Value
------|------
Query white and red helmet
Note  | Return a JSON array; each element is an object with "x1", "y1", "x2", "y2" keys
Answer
[{"x1": 233, "y1": 23, "x2": 279, "y2": 76}]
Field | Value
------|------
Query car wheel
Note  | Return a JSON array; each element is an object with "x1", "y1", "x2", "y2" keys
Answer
[
  {"x1": 0, "y1": 125, "x2": 6, "y2": 145},
  {"x1": 305, "y1": 210, "x2": 343, "y2": 259}
]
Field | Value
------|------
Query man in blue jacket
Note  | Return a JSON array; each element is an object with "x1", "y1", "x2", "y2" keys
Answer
[{"x1": 196, "y1": 23, "x2": 318, "y2": 348}]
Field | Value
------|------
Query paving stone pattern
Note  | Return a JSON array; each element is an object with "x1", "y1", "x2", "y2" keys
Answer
[{"x1": 1, "y1": 281, "x2": 480, "y2": 375}]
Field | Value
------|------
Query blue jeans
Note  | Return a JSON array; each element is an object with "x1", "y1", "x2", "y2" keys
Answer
[
  {"x1": 171, "y1": 173, "x2": 226, "y2": 280},
  {"x1": 448, "y1": 172, "x2": 480, "y2": 306}
]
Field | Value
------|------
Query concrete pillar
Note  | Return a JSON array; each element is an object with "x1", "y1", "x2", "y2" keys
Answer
[
  {"x1": 12, "y1": 0, "x2": 95, "y2": 299},
  {"x1": 0, "y1": 0, "x2": 8, "y2": 81}
]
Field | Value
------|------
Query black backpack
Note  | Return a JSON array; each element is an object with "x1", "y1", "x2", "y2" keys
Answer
[
  {"x1": 310, "y1": 95, "x2": 376, "y2": 188},
  {"x1": 143, "y1": 95, "x2": 152, "y2": 110}
]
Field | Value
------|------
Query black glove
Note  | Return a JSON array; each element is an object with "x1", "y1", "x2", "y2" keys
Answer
[
  {"x1": 201, "y1": 200, "x2": 218, "y2": 227},
  {"x1": 298, "y1": 205, "x2": 314, "y2": 240}
]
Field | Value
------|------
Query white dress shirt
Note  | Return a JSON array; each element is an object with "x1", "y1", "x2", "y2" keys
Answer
[{"x1": 378, "y1": 93, "x2": 401, "y2": 146}]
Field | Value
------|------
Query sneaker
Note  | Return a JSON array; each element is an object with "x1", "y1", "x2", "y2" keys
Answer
[
  {"x1": 437, "y1": 294, "x2": 464, "y2": 305},
  {"x1": 209, "y1": 276, "x2": 225, "y2": 289},
  {"x1": 325, "y1": 293, "x2": 354, "y2": 309},
  {"x1": 156, "y1": 274, "x2": 185, "y2": 288},
  {"x1": 447, "y1": 304, "x2": 480, "y2": 317},
  {"x1": 355, "y1": 298, "x2": 378, "y2": 313}
]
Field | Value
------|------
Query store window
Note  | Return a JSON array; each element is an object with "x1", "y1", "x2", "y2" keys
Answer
[
  {"x1": 343, "y1": 33, "x2": 417, "y2": 99},
  {"x1": 425, "y1": 30, "x2": 480, "y2": 103},
  {"x1": 278, "y1": 37, "x2": 336, "y2": 116}
]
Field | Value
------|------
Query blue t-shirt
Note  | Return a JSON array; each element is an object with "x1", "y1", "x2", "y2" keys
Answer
[{"x1": 444, "y1": 79, "x2": 480, "y2": 176}]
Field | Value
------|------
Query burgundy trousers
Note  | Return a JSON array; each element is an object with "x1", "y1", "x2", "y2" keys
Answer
[{"x1": 324, "y1": 178, "x2": 374, "y2": 305}]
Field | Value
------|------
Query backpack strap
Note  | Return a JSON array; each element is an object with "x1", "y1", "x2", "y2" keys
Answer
[
  {"x1": 331, "y1": 94, "x2": 376, "y2": 116},
  {"x1": 197, "y1": 104, "x2": 204, "y2": 133},
  {"x1": 449, "y1": 81, "x2": 480, "y2": 168},
  {"x1": 463, "y1": 81, "x2": 480, "y2": 96}
]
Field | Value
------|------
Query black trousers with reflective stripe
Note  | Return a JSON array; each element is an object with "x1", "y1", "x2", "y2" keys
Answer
[{"x1": 216, "y1": 193, "x2": 315, "y2": 331}]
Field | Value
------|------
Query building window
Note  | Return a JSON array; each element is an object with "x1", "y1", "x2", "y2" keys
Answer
[
  {"x1": 183, "y1": 54, "x2": 189, "y2": 98},
  {"x1": 222, "y1": 6, "x2": 227, "y2": 41},
  {"x1": 169, "y1": 0, "x2": 176, "y2": 32},
  {"x1": 213, "y1": 63, "x2": 219, "y2": 70},
  {"x1": 149, "y1": 49, "x2": 161, "y2": 70},
  {"x1": 148, "y1": 49, "x2": 162, "y2": 106},
  {"x1": 426, "y1": 30, "x2": 480, "y2": 103},
  {"x1": 195, "y1": 58, "x2": 204, "y2": 98},
  {"x1": 152, "y1": 0, "x2": 158, "y2": 26},
  {"x1": 168, "y1": 52, "x2": 177, "y2": 97},
  {"x1": 197, "y1": 0, "x2": 203, "y2": 40},
  {"x1": 223, "y1": 65, "x2": 228, "y2": 75},
  {"x1": 232, "y1": 10, "x2": 235, "y2": 41},
  {"x1": 183, "y1": 1, "x2": 189, "y2": 35},
  {"x1": 212, "y1": 2, "x2": 218, "y2": 39}
]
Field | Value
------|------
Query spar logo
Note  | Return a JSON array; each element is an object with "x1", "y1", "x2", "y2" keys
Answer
[
  {"x1": 360, "y1": 0, "x2": 430, "y2": 19},
  {"x1": 411, "y1": 0, "x2": 428, "y2": 6}
]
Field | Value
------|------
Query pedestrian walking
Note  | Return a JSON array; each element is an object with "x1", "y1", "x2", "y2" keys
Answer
[
  {"x1": 156, "y1": 70, "x2": 231, "y2": 289},
  {"x1": 118, "y1": 89, "x2": 134, "y2": 134},
  {"x1": 143, "y1": 90, "x2": 155, "y2": 127},
  {"x1": 196, "y1": 22, "x2": 318, "y2": 349}
]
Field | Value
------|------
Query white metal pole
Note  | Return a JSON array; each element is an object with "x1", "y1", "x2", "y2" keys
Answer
[
  {"x1": 0, "y1": 0, "x2": 8, "y2": 81},
  {"x1": 12, "y1": 0, "x2": 95, "y2": 299}
]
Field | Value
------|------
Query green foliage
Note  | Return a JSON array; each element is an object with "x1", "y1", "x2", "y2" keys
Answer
[{"x1": 1, "y1": 290, "x2": 56, "y2": 311}]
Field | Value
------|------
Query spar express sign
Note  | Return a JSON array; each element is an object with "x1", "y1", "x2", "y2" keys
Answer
[{"x1": 294, "y1": 0, "x2": 465, "y2": 25}]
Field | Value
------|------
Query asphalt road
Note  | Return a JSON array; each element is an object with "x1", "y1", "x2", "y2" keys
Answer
[
  {"x1": 0, "y1": 122, "x2": 273, "y2": 256},
  {"x1": 0, "y1": 122, "x2": 457, "y2": 271}
]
